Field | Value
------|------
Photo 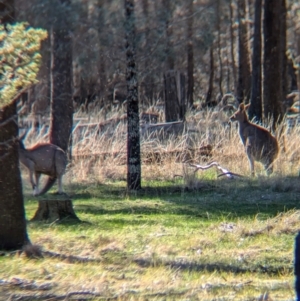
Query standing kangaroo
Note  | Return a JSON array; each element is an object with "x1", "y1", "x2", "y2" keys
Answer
[
  {"x1": 229, "y1": 103, "x2": 279, "y2": 176},
  {"x1": 19, "y1": 141, "x2": 67, "y2": 196}
]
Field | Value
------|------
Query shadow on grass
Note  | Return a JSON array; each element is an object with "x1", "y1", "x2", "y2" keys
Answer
[
  {"x1": 133, "y1": 257, "x2": 292, "y2": 276},
  {"x1": 25, "y1": 175, "x2": 300, "y2": 221}
]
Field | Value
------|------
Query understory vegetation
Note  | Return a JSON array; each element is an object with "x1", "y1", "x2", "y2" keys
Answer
[{"x1": 3, "y1": 108, "x2": 300, "y2": 300}]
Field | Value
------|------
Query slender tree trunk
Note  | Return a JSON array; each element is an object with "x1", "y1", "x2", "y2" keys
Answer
[
  {"x1": 50, "y1": 0, "x2": 73, "y2": 156},
  {"x1": 280, "y1": 0, "x2": 288, "y2": 99},
  {"x1": 248, "y1": 0, "x2": 262, "y2": 122},
  {"x1": 0, "y1": 0, "x2": 29, "y2": 251},
  {"x1": 187, "y1": 0, "x2": 194, "y2": 107},
  {"x1": 263, "y1": 0, "x2": 284, "y2": 128},
  {"x1": 97, "y1": 0, "x2": 107, "y2": 105},
  {"x1": 237, "y1": 0, "x2": 251, "y2": 103},
  {"x1": 229, "y1": 0, "x2": 237, "y2": 91},
  {"x1": 142, "y1": 0, "x2": 154, "y2": 104},
  {"x1": 216, "y1": 0, "x2": 223, "y2": 97},
  {"x1": 205, "y1": 46, "x2": 214, "y2": 106},
  {"x1": 163, "y1": 0, "x2": 174, "y2": 70},
  {"x1": 125, "y1": 0, "x2": 141, "y2": 190}
]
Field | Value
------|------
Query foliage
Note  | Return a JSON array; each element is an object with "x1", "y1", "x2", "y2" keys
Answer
[{"x1": 0, "y1": 22, "x2": 47, "y2": 108}]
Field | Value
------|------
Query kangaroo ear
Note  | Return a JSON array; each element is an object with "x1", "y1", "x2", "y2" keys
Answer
[
  {"x1": 239, "y1": 103, "x2": 245, "y2": 111},
  {"x1": 244, "y1": 103, "x2": 251, "y2": 110}
]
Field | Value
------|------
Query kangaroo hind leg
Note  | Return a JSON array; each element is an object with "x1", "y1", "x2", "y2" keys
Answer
[
  {"x1": 33, "y1": 172, "x2": 41, "y2": 196},
  {"x1": 264, "y1": 160, "x2": 274, "y2": 176},
  {"x1": 246, "y1": 139, "x2": 255, "y2": 177}
]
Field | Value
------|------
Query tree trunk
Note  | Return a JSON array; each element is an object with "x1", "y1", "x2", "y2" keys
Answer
[
  {"x1": 248, "y1": 0, "x2": 262, "y2": 122},
  {"x1": 186, "y1": 0, "x2": 194, "y2": 107},
  {"x1": 236, "y1": 0, "x2": 251, "y2": 103},
  {"x1": 163, "y1": 0, "x2": 174, "y2": 70},
  {"x1": 229, "y1": 0, "x2": 237, "y2": 91},
  {"x1": 216, "y1": 0, "x2": 223, "y2": 97},
  {"x1": 263, "y1": 0, "x2": 284, "y2": 128},
  {"x1": 97, "y1": 0, "x2": 107, "y2": 105},
  {"x1": 0, "y1": 101, "x2": 29, "y2": 250},
  {"x1": 125, "y1": 0, "x2": 141, "y2": 191},
  {"x1": 50, "y1": 0, "x2": 73, "y2": 157},
  {"x1": 164, "y1": 70, "x2": 186, "y2": 122},
  {"x1": 31, "y1": 199, "x2": 79, "y2": 222},
  {"x1": 0, "y1": 0, "x2": 30, "y2": 251},
  {"x1": 205, "y1": 46, "x2": 215, "y2": 106},
  {"x1": 280, "y1": 0, "x2": 288, "y2": 99}
]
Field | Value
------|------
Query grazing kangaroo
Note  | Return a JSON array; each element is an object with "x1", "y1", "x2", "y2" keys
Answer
[
  {"x1": 19, "y1": 141, "x2": 67, "y2": 196},
  {"x1": 229, "y1": 103, "x2": 279, "y2": 176}
]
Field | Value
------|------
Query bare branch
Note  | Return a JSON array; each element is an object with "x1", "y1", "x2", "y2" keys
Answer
[{"x1": 189, "y1": 162, "x2": 244, "y2": 179}]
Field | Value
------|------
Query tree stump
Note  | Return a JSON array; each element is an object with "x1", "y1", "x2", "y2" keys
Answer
[{"x1": 31, "y1": 199, "x2": 80, "y2": 222}]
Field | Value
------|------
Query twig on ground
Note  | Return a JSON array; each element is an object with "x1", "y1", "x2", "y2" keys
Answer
[{"x1": 189, "y1": 162, "x2": 244, "y2": 179}]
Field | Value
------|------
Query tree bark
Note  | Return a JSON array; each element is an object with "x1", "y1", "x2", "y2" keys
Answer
[
  {"x1": 0, "y1": 0, "x2": 29, "y2": 251},
  {"x1": 163, "y1": 0, "x2": 174, "y2": 70},
  {"x1": 248, "y1": 0, "x2": 262, "y2": 122},
  {"x1": 31, "y1": 199, "x2": 79, "y2": 222},
  {"x1": 263, "y1": 0, "x2": 284, "y2": 128},
  {"x1": 236, "y1": 0, "x2": 251, "y2": 103},
  {"x1": 216, "y1": 0, "x2": 223, "y2": 97},
  {"x1": 50, "y1": 0, "x2": 73, "y2": 156},
  {"x1": 0, "y1": 101, "x2": 29, "y2": 250},
  {"x1": 205, "y1": 46, "x2": 215, "y2": 106},
  {"x1": 229, "y1": 0, "x2": 237, "y2": 91},
  {"x1": 186, "y1": 0, "x2": 194, "y2": 107},
  {"x1": 280, "y1": 0, "x2": 288, "y2": 99},
  {"x1": 125, "y1": 0, "x2": 141, "y2": 191},
  {"x1": 164, "y1": 70, "x2": 186, "y2": 122}
]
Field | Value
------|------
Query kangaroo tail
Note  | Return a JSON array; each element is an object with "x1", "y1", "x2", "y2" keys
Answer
[{"x1": 36, "y1": 177, "x2": 57, "y2": 196}]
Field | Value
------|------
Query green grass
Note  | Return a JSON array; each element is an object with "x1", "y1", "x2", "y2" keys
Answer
[{"x1": 0, "y1": 176, "x2": 299, "y2": 300}]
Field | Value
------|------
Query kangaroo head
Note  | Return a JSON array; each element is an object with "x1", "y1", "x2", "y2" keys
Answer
[{"x1": 229, "y1": 103, "x2": 250, "y2": 123}]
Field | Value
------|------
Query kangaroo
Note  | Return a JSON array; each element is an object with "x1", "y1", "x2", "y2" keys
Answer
[
  {"x1": 229, "y1": 103, "x2": 279, "y2": 176},
  {"x1": 18, "y1": 141, "x2": 67, "y2": 196}
]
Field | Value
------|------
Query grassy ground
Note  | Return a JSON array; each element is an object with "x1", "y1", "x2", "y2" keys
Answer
[
  {"x1": 0, "y1": 173, "x2": 299, "y2": 300},
  {"x1": 5, "y1": 107, "x2": 300, "y2": 300}
]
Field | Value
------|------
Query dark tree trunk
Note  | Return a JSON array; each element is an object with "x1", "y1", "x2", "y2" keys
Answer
[
  {"x1": 125, "y1": 0, "x2": 141, "y2": 191},
  {"x1": 236, "y1": 0, "x2": 251, "y2": 103},
  {"x1": 97, "y1": 0, "x2": 107, "y2": 105},
  {"x1": 216, "y1": 0, "x2": 223, "y2": 97},
  {"x1": 186, "y1": 0, "x2": 194, "y2": 107},
  {"x1": 229, "y1": 0, "x2": 237, "y2": 90},
  {"x1": 163, "y1": 0, "x2": 174, "y2": 70},
  {"x1": 0, "y1": 0, "x2": 29, "y2": 251},
  {"x1": 0, "y1": 0, "x2": 14, "y2": 26},
  {"x1": 205, "y1": 46, "x2": 214, "y2": 106},
  {"x1": 141, "y1": 0, "x2": 155, "y2": 105},
  {"x1": 263, "y1": 0, "x2": 284, "y2": 128},
  {"x1": 248, "y1": 0, "x2": 262, "y2": 122},
  {"x1": 0, "y1": 102, "x2": 29, "y2": 250},
  {"x1": 50, "y1": 0, "x2": 73, "y2": 156},
  {"x1": 164, "y1": 70, "x2": 186, "y2": 122},
  {"x1": 280, "y1": 0, "x2": 288, "y2": 99}
]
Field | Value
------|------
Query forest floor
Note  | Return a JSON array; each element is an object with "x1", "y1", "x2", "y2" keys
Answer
[{"x1": 0, "y1": 172, "x2": 299, "y2": 301}]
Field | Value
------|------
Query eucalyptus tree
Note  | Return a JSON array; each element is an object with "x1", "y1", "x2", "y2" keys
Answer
[
  {"x1": 0, "y1": 19, "x2": 47, "y2": 249},
  {"x1": 125, "y1": 0, "x2": 141, "y2": 190}
]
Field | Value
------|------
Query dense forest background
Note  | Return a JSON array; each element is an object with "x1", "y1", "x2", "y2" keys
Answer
[{"x1": 13, "y1": 0, "x2": 300, "y2": 120}]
